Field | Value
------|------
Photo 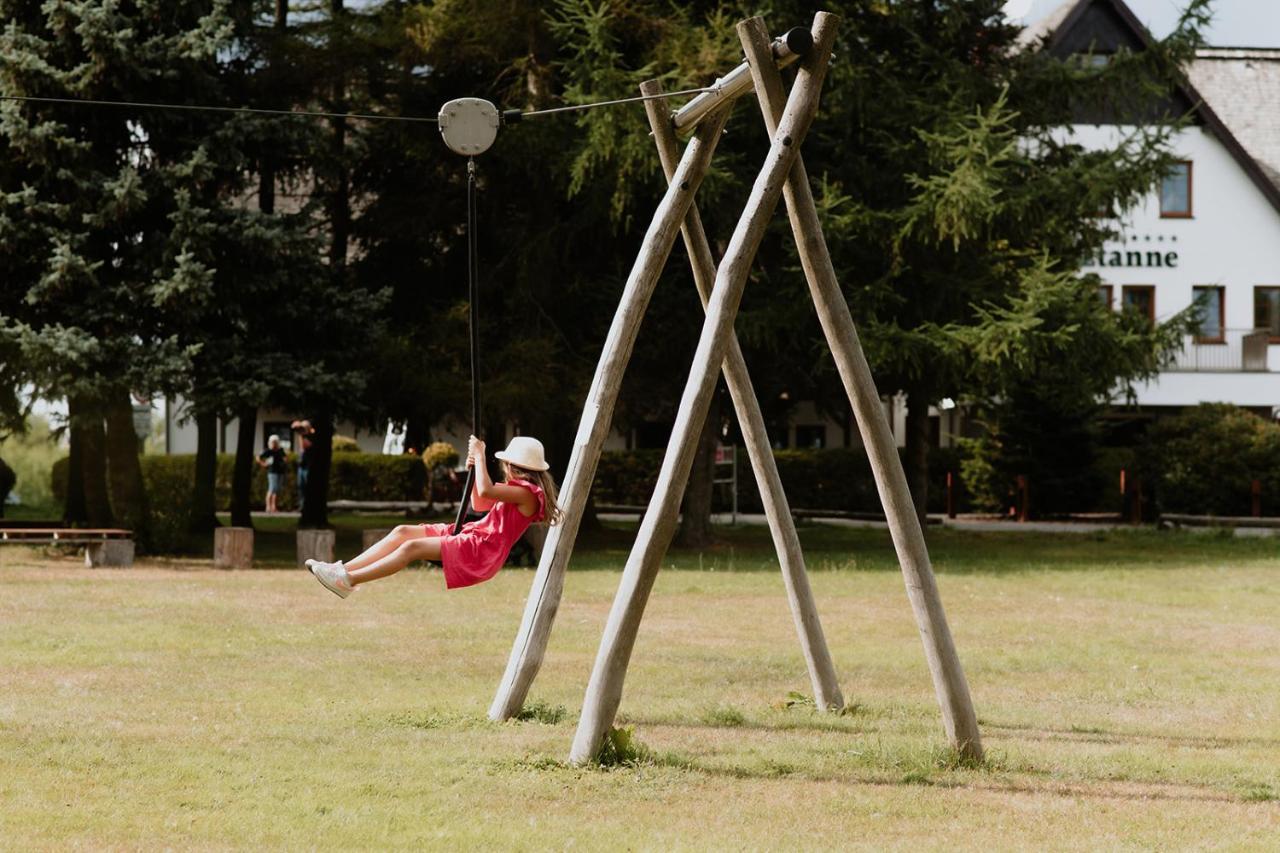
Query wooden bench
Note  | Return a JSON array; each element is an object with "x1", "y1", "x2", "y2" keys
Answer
[{"x1": 0, "y1": 527, "x2": 135, "y2": 567}]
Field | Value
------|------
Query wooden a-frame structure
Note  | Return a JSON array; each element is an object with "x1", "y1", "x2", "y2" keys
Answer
[{"x1": 489, "y1": 11, "x2": 983, "y2": 764}]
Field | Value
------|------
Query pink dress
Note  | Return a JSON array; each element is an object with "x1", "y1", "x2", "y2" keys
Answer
[{"x1": 420, "y1": 479, "x2": 546, "y2": 589}]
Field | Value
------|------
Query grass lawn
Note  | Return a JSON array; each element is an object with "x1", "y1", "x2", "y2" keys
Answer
[{"x1": 1, "y1": 523, "x2": 1278, "y2": 849}]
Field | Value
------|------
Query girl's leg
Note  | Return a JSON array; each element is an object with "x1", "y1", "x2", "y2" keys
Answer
[
  {"x1": 343, "y1": 524, "x2": 426, "y2": 572},
  {"x1": 267, "y1": 491, "x2": 276, "y2": 513},
  {"x1": 347, "y1": 537, "x2": 442, "y2": 586}
]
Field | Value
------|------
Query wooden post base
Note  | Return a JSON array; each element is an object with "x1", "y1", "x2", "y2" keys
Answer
[
  {"x1": 213, "y1": 527, "x2": 254, "y2": 569},
  {"x1": 296, "y1": 529, "x2": 335, "y2": 567},
  {"x1": 85, "y1": 540, "x2": 135, "y2": 568}
]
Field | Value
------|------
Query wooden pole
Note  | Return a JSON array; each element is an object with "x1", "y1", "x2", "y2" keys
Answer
[
  {"x1": 487, "y1": 107, "x2": 732, "y2": 722},
  {"x1": 569, "y1": 13, "x2": 838, "y2": 765},
  {"x1": 643, "y1": 82, "x2": 843, "y2": 712},
  {"x1": 738, "y1": 16, "x2": 983, "y2": 760}
]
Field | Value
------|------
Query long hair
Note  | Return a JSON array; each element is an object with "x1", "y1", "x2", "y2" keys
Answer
[{"x1": 502, "y1": 462, "x2": 564, "y2": 526}]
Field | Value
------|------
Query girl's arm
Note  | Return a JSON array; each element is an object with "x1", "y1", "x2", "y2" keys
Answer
[
  {"x1": 467, "y1": 436, "x2": 496, "y2": 511},
  {"x1": 468, "y1": 436, "x2": 537, "y2": 515}
]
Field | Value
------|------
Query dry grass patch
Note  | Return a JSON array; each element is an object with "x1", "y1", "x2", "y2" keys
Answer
[{"x1": 2, "y1": 527, "x2": 1278, "y2": 848}]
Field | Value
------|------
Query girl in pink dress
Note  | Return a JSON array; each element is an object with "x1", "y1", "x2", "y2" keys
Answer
[{"x1": 307, "y1": 435, "x2": 561, "y2": 598}]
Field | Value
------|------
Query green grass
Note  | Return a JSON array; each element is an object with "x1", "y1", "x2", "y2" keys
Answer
[{"x1": 1, "y1": 525, "x2": 1278, "y2": 849}]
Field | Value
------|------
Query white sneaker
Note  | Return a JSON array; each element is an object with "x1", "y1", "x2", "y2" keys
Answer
[{"x1": 308, "y1": 560, "x2": 353, "y2": 599}]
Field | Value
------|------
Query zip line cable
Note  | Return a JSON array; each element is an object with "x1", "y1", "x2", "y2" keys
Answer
[
  {"x1": 0, "y1": 85, "x2": 718, "y2": 126},
  {"x1": 517, "y1": 85, "x2": 716, "y2": 118},
  {"x1": 0, "y1": 94, "x2": 439, "y2": 124}
]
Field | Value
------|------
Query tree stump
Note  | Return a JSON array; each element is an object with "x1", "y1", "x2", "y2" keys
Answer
[
  {"x1": 296, "y1": 529, "x2": 335, "y2": 567},
  {"x1": 85, "y1": 539, "x2": 134, "y2": 568},
  {"x1": 214, "y1": 527, "x2": 254, "y2": 570},
  {"x1": 362, "y1": 528, "x2": 391, "y2": 551}
]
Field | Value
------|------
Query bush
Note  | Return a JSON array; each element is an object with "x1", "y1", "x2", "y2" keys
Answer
[
  {"x1": 591, "y1": 446, "x2": 972, "y2": 515},
  {"x1": 1, "y1": 416, "x2": 64, "y2": 508},
  {"x1": 591, "y1": 450, "x2": 664, "y2": 506},
  {"x1": 333, "y1": 435, "x2": 361, "y2": 453},
  {"x1": 0, "y1": 456, "x2": 15, "y2": 512},
  {"x1": 1143, "y1": 404, "x2": 1280, "y2": 516},
  {"x1": 143, "y1": 455, "x2": 201, "y2": 553},
  {"x1": 52, "y1": 451, "x2": 427, "y2": 551}
]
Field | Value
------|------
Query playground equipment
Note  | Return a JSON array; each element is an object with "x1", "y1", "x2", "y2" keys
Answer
[{"x1": 486, "y1": 12, "x2": 985, "y2": 764}]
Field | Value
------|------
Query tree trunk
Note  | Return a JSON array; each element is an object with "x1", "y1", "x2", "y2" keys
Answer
[
  {"x1": 188, "y1": 408, "x2": 220, "y2": 535},
  {"x1": 0, "y1": 456, "x2": 14, "y2": 518},
  {"x1": 104, "y1": 393, "x2": 150, "y2": 545},
  {"x1": 299, "y1": 412, "x2": 333, "y2": 529},
  {"x1": 904, "y1": 389, "x2": 931, "y2": 528},
  {"x1": 402, "y1": 415, "x2": 428, "y2": 455},
  {"x1": 230, "y1": 406, "x2": 257, "y2": 527},
  {"x1": 328, "y1": 0, "x2": 350, "y2": 279},
  {"x1": 71, "y1": 396, "x2": 114, "y2": 527},
  {"x1": 64, "y1": 395, "x2": 89, "y2": 524},
  {"x1": 676, "y1": 390, "x2": 720, "y2": 548}
]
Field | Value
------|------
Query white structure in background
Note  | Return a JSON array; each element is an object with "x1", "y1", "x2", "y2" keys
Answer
[{"x1": 1035, "y1": 0, "x2": 1280, "y2": 414}]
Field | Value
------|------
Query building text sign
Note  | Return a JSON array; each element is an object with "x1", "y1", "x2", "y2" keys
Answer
[{"x1": 1084, "y1": 244, "x2": 1179, "y2": 269}]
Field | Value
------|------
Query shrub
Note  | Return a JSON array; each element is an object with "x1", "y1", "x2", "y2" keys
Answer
[
  {"x1": 333, "y1": 435, "x2": 361, "y2": 453},
  {"x1": 51, "y1": 451, "x2": 426, "y2": 551},
  {"x1": 142, "y1": 455, "x2": 201, "y2": 553},
  {"x1": 0, "y1": 456, "x2": 15, "y2": 512},
  {"x1": 1143, "y1": 404, "x2": 1280, "y2": 516},
  {"x1": 591, "y1": 446, "x2": 971, "y2": 515},
  {"x1": 327, "y1": 453, "x2": 426, "y2": 501},
  {"x1": 1, "y1": 416, "x2": 63, "y2": 508},
  {"x1": 591, "y1": 450, "x2": 664, "y2": 506}
]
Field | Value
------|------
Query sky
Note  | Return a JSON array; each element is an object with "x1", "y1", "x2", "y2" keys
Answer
[{"x1": 1004, "y1": 0, "x2": 1280, "y2": 47}]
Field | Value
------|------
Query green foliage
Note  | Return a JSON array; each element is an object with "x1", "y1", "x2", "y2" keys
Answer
[
  {"x1": 332, "y1": 436, "x2": 361, "y2": 453},
  {"x1": 595, "y1": 725, "x2": 649, "y2": 767},
  {"x1": 700, "y1": 705, "x2": 746, "y2": 727},
  {"x1": 0, "y1": 415, "x2": 62, "y2": 508},
  {"x1": 51, "y1": 451, "x2": 426, "y2": 551},
  {"x1": 422, "y1": 441, "x2": 459, "y2": 471},
  {"x1": 0, "y1": 455, "x2": 14, "y2": 512},
  {"x1": 592, "y1": 447, "x2": 970, "y2": 515},
  {"x1": 514, "y1": 700, "x2": 568, "y2": 725},
  {"x1": 1143, "y1": 404, "x2": 1280, "y2": 516},
  {"x1": 774, "y1": 690, "x2": 815, "y2": 711},
  {"x1": 591, "y1": 450, "x2": 664, "y2": 506}
]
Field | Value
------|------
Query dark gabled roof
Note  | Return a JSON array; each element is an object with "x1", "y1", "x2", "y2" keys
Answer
[{"x1": 1024, "y1": 0, "x2": 1280, "y2": 217}]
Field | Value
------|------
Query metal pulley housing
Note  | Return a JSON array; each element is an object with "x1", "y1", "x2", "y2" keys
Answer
[{"x1": 438, "y1": 98, "x2": 500, "y2": 156}]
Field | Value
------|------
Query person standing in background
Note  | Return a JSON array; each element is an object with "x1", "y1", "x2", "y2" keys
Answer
[
  {"x1": 292, "y1": 419, "x2": 315, "y2": 512},
  {"x1": 258, "y1": 435, "x2": 288, "y2": 513}
]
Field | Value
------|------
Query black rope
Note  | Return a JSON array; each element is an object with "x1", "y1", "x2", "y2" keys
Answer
[{"x1": 453, "y1": 158, "x2": 481, "y2": 535}]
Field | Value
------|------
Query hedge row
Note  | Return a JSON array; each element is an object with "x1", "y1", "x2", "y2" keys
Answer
[
  {"x1": 51, "y1": 403, "x2": 1280, "y2": 548},
  {"x1": 51, "y1": 452, "x2": 427, "y2": 552},
  {"x1": 53, "y1": 452, "x2": 426, "y2": 510},
  {"x1": 591, "y1": 446, "x2": 970, "y2": 515}
]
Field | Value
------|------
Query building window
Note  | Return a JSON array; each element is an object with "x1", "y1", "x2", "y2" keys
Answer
[
  {"x1": 1254, "y1": 286, "x2": 1280, "y2": 340},
  {"x1": 1160, "y1": 161, "x2": 1192, "y2": 218},
  {"x1": 793, "y1": 425, "x2": 826, "y2": 449},
  {"x1": 1192, "y1": 286, "x2": 1224, "y2": 343},
  {"x1": 1098, "y1": 284, "x2": 1113, "y2": 308},
  {"x1": 1121, "y1": 285, "x2": 1155, "y2": 323}
]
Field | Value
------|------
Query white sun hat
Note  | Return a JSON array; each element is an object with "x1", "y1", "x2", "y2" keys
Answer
[{"x1": 494, "y1": 436, "x2": 550, "y2": 471}]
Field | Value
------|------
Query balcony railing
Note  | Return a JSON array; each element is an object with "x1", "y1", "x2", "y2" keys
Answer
[{"x1": 1163, "y1": 328, "x2": 1273, "y2": 373}]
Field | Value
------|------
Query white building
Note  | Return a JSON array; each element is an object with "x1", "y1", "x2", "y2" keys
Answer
[{"x1": 1039, "y1": 0, "x2": 1280, "y2": 414}]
